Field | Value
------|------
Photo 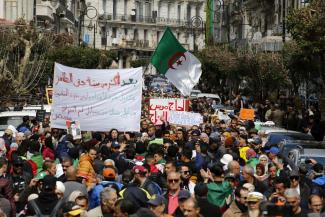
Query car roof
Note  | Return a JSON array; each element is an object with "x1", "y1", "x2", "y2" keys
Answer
[
  {"x1": 265, "y1": 129, "x2": 310, "y2": 135},
  {"x1": 300, "y1": 148, "x2": 325, "y2": 156},
  {"x1": 0, "y1": 110, "x2": 37, "y2": 117},
  {"x1": 197, "y1": 93, "x2": 220, "y2": 99}
]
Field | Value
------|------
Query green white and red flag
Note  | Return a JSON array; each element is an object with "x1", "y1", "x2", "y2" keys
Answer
[{"x1": 150, "y1": 27, "x2": 202, "y2": 96}]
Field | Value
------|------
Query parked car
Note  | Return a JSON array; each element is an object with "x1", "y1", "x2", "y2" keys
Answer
[
  {"x1": 288, "y1": 147, "x2": 325, "y2": 166},
  {"x1": 263, "y1": 130, "x2": 314, "y2": 148},
  {"x1": 279, "y1": 140, "x2": 325, "y2": 158},
  {"x1": 0, "y1": 110, "x2": 37, "y2": 137},
  {"x1": 190, "y1": 90, "x2": 202, "y2": 98}
]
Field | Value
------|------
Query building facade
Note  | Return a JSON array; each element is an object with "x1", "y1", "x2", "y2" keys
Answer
[
  {"x1": 212, "y1": 0, "x2": 308, "y2": 51},
  {"x1": 82, "y1": 0, "x2": 206, "y2": 69},
  {"x1": 0, "y1": 0, "x2": 78, "y2": 34}
]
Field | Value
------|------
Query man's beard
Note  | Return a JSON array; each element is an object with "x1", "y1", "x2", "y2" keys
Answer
[{"x1": 248, "y1": 208, "x2": 260, "y2": 217}]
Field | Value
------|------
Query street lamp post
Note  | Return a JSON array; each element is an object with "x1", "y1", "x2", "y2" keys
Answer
[
  {"x1": 87, "y1": 20, "x2": 97, "y2": 49},
  {"x1": 189, "y1": 16, "x2": 204, "y2": 52},
  {"x1": 79, "y1": 5, "x2": 98, "y2": 48}
]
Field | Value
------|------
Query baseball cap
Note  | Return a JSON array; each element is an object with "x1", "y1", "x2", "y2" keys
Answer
[
  {"x1": 266, "y1": 147, "x2": 280, "y2": 155},
  {"x1": 178, "y1": 190, "x2": 191, "y2": 200},
  {"x1": 42, "y1": 175, "x2": 57, "y2": 191},
  {"x1": 220, "y1": 154, "x2": 233, "y2": 165},
  {"x1": 147, "y1": 194, "x2": 166, "y2": 206},
  {"x1": 132, "y1": 165, "x2": 147, "y2": 174},
  {"x1": 62, "y1": 201, "x2": 83, "y2": 216},
  {"x1": 103, "y1": 168, "x2": 116, "y2": 179},
  {"x1": 247, "y1": 192, "x2": 264, "y2": 202}
]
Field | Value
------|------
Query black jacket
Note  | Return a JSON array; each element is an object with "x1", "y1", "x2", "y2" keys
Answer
[
  {"x1": 26, "y1": 192, "x2": 61, "y2": 216},
  {"x1": 196, "y1": 197, "x2": 221, "y2": 217}
]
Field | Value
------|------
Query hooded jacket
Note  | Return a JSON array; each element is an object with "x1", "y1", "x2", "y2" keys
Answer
[{"x1": 77, "y1": 154, "x2": 96, "y2": 188}]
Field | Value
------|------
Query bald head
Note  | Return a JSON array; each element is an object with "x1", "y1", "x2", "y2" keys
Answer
[
  {"x1": 66, "y1": 166, "x2": 77, "y2": 181},
  {"x1": 228, "y1": 160, "x2": 240, "y2": 176}
]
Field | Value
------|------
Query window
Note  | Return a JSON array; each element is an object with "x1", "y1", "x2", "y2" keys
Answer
[
  {"x1": 124, "y1": 0, "x2": 127, "y2": 15},
  {"x1": 187, "y1": 4, "x2": 191, "y2": 22},
  {"x1": 113, "y1": 0, "x2": 117, "y2": 19},
  {"x1": 5, "y1": 0, "x2": 18, "y2": 21},
  {"x1": 177, "y1": 5, "x2": 181, "y2": 22},
  {"x1": 167, "y1": 3, "x2": 171, "y2": 21},
  {"x1": 144, "y1": 29, "x2": 148, "y2": 41},
  {"x1": 156, "y1": 31, "x2": 160, "y2": 43},
  {"x1": 134, "y1": 29, "x2": 139, "y2": 40},
  {"x1": 101, "y1": 26, "x2": 107, "y2": 46},
  {"x1": 103, "y1": 0, "x2": 107, "y2": 14},
  {"x1": 112, "y1": 27, "x2": 117, "y2": 38}
]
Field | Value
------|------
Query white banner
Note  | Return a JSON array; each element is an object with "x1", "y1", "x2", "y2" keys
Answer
[
  {"x1": 50, "y1": 63, "x2": 143, "y2": 132},
  {"x1": 149, "y1": 98, "x2": 189, "y2": 125},
  {"x1": 168, "y1": 111, "x2": 203, "y2": 126}
]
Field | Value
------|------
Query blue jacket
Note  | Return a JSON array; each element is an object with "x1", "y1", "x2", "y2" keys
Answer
[{"x1": 89, "y1": 181, "x2": 123, "y2": 209}]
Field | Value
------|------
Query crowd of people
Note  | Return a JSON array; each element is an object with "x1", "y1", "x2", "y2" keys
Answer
[{"x1": 0, "y1": 96, "x2": 324, "y2": 217}]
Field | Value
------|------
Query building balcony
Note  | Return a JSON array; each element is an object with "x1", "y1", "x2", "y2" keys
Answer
[
  {"x1": 109, "y1": 38, "x2": 154, "y2": 51},
  {"x1": 97, "y1": 13, "x2": 189, "y2": 27},
  {"x1": 60, "y1": 9, "x2": 75, "y2": 25},
  {"x1": 36, "y1": 4, "x2": 54, "y2": 20}
]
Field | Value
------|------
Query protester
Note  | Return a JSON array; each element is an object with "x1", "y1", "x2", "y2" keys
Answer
[{"x1": 0, "y1": 92, "x2": 324, "y2": 217}]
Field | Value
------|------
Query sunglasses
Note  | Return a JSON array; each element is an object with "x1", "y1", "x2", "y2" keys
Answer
[
  {"x1": 248, "y1": 201, "x2": 258, "y2": 204},
  {"x1": 181, "y1": 171, "x2": 190, "y2": 174},
  {"x1": 168, "y1": 179, "x2": 180, "y2": 183}
]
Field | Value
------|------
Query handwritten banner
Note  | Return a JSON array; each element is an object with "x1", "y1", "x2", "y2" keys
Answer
[
  {"x1": 149, "y1": 98, "x2": 189, "y2": 125},
  {"x1": 239, "y1": 108, "x2": 255, "y2": 120},
  {"x1": 169, "y1": 111, "x2": 203, "y2": 126},
  {"x1": 50, "y1": 63, "x2": 143, "y2": 131}
]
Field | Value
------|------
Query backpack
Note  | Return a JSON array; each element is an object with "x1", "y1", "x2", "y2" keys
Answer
[{"x1": 29, "y1": 199, "x2": 63, "y2": 217}]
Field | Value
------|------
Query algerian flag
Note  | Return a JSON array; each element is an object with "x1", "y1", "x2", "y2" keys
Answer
[{"x1": 151, "y1": 27, "x2": 202, "y2": 96}]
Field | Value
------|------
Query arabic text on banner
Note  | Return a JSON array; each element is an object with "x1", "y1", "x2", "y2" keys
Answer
[
  {"x1": 50, "y1": 63, "x2": 143, "y2": 132},
  {"x1": 149, "y1": 98, "x2": 189, "y2": 125},
  {"x1": 168, "y1": 111, "x2": 203, "y2": 126}
]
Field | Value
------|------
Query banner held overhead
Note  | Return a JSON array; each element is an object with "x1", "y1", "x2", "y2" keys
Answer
[{"x1": 50, "y1": 63, "x2": 143, "y2": 132}]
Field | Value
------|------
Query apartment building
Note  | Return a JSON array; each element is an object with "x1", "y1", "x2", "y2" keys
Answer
[
  {"x1": 82, "y1": 0, "x2": 206, "y2": 68},
  {"x1": 0, "y1": 0, "x2": 78, "y2": 34},
  {"x1": 212, "y1": 0, "x2": 308, "y2": 51}
]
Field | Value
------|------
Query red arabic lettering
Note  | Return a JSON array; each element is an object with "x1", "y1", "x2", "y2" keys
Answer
[{"x1": 55, "y1": 71, "x2": 121, "y2": 89}]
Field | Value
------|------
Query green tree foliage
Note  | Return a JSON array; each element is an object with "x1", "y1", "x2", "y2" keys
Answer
[
  {"x1": 0, "y1": 18, "x2": 117, "y2": 99},
  {"x1": 197, "y1": 46, "x2": 289, "y2": 100},
  {"x1": 0, "y1": 18, "x2": 72, "y2": 97},
  {"x1": 287, "y1": 0, "x2": 325, "y2": 91},
  {"x1": 130, "y1": 59, "x2": 149, "y2": 68}
]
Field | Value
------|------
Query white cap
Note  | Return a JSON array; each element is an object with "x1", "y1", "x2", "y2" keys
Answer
[
  {"x1": 56, "y1": 181, "x2": 65, "y2": 194},
  {"x1": 220, "y1": 154, "x2": 233, "y2": 165}
]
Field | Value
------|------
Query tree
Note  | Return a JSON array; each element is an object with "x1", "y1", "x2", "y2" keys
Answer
[
  {"x1": 0, "y1": 18, "x2": 73, "y2": 99},
  {"x1": 0, "y1": 18, "x2": 117, "y2": 101},
  {"x1": 287, "y1": 0, "x2": 325, "y2": 93},
  {"x1": 241, "y1": 52, "x2": 290, "y2": 100}
]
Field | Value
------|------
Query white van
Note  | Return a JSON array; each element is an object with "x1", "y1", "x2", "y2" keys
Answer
[{"x1": 0, "y1": 110, "x2": 37, "y2": 137}]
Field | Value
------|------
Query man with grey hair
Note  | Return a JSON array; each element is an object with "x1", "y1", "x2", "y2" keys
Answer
[
  {"x1": 242, "y1": 165, "x2": 266, "y2": 194},
  {"x1": 104, "y1": 159, "x2": 116, "y2": 168},
  {"x1": 87, "y1": 187, "x2": 118, "y2": 216},
  {"x1": 284, "y1": 188, "x2": 308, "y2": 217}
]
